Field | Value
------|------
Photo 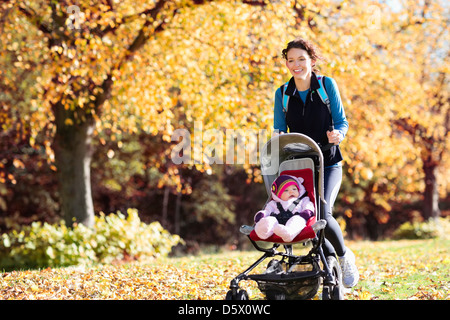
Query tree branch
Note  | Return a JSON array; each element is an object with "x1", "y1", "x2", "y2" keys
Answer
[
  {"x1": 120, "y1": 0, "x2": 169, "y2": 65},
  {"x1": 242, "y1": 0, "x2": 268, "y2": 6},
  {"x1": 17, "y1": 5, "x2": 52, "y2": 34},
  {"x1": 96, "y1": 0, "x2": 168, "y2": 36},
  {"x1": 94, "y1": 0, "x2": 169, "y2": 112}
]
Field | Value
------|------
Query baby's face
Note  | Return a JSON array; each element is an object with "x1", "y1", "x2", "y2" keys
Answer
[{"x1": 280, "y1": 185, "x2": 300, "y2": 201}]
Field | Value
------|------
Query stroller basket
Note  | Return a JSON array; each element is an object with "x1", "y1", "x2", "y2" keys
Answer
[
  {"x1": 253, "y1": 274, "x2": 321, "y2": 300},
  {"x1": 249, "y1": 270, "x2": 321, "y2": 282}
]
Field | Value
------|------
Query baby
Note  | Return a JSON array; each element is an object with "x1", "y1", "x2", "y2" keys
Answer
[{"x1": 254, "y1": 175, "x2": 315, "y2": 242}]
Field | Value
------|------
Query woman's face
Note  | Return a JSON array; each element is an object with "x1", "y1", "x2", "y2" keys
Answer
[{"x1": 285, "y1": 48, "x2": 315, "y2": 81}]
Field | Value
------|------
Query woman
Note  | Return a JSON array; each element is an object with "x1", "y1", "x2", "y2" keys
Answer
[{"x1": 273, "y1": 38, "x2": 359, "y2": 288}]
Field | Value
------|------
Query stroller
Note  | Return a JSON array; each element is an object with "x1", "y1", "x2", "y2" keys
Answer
[{"x1": 225, "y1": 133, "x2": 344, "y2": 300}]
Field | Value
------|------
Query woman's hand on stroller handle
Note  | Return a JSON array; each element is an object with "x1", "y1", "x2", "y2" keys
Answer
[
  {"x1": 272, "y1": 131, "x2": 285, "y2": 137},
  {"x1": 326, "y1": 128, "x2": 342, "y2": 146}
]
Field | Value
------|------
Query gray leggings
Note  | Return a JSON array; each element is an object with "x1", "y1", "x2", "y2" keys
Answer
[{"x1": 321, "y1": 165, "x2": 347, "y2": 257}]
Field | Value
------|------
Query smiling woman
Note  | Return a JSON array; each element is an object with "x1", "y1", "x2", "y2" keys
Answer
[{"x1": 273, "y1": 37, "x2": 358, "y2": 288}]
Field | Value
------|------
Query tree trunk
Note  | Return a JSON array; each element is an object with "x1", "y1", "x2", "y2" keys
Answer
[
  {"x1": 162, "y1": 186, "x2": 170, "y2": 224},
  {"x1": 52, "y1": 104, "x2": 95, "y2": 227},
  {"x1": 175, "y1": 191, "x2": 181, "y2": 235},
  {"x1": 422, "y1": 161, "x2": 441, "y2": 220}
]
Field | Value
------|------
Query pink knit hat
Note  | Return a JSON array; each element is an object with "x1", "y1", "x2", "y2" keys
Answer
[{"x1": 271, "y1": 175, "x2": 299, "y2": 199}]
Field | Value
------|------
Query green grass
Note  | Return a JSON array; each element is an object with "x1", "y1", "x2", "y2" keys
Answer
[{"x1": 346, "y1": 239, "x2": 450, "y2": 300}]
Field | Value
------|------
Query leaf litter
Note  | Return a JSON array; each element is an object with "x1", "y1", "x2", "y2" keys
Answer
[{"x1": 1, "y1": 239, "x2": 448, "y2": 300}]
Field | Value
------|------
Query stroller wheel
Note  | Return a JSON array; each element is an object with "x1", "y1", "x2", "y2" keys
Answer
[
  {"x1": 225, "y1": 289, "x2": 249, "y2": 300},
  {"x1": 225, "y1": 290, "x2": 233, "y2": 300},
  {"x1": 236, "y1": 290, "x2": 249, "y2": 300},
  {"x1": 322, "y1": 256, "x2": 344, "y2": 300}
]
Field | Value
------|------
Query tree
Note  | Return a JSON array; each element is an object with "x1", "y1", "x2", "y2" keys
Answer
[
  {"x1": 2, "y1": 0, "x2": 220, "y2": 227},
  {"x1": 390, "y1": 1, "x2": 449, "y2": 220}
]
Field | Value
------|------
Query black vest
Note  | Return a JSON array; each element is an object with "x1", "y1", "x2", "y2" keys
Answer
[{"x1": 282, "y1": 73, "x2": 343, "y2": 167}]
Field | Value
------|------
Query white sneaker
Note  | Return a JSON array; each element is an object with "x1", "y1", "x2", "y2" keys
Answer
[{"x1": 339, "y1": 248, "x2": 359, "y2": 288}]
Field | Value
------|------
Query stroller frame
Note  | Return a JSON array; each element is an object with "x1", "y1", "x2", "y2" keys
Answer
[{"x1": 225, "y1": 133, "x2": 344, "y2": 300}]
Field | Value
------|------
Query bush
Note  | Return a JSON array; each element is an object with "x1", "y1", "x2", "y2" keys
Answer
[
  {"x1": 0, "y1": 209, "x2": 182, "y2": 271},
  {"x1": 392, "y1": 217, "x2": 450, "y2": 240}
]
